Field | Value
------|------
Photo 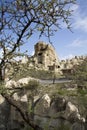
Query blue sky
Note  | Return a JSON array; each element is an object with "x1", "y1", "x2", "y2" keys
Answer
[{"x1": 21, "y1": 0, "x2": 87, "y2": 60}]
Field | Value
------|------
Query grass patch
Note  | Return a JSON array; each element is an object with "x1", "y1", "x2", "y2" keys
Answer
[
  {"x1": 77, "y1": 89, "x2": 87, "y2": 96},
  {"x1": 7, "y1": 63, "x2": 63, "y2": 80},
  {"x1": 57, "y1": 89, "x2": 77, "y2": 96}
]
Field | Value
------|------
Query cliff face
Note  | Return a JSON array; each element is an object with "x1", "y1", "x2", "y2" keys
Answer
[{"x1": 30, "y1": 41, "x2": 60, "y2": 71}]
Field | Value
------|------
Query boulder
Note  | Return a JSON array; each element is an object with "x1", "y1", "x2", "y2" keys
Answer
[
  {"x1": 5, "y1": 80, "x2": 17, "y2": 88},
  {"x1": 17, "y1": 77, "x2": 39, "y2": 86},
  {"x1": 13, "y1": 93, "x2": 28, "y2": 102},
  {"x1": 35, "y1": 94, "x2": 51, "y2": 115},
  {"x1": 65, "y1": 101, "x2": 85, "y2": 122},
  {"x1": 5, "y1": 77, "x2": 39, "y2": 88}
]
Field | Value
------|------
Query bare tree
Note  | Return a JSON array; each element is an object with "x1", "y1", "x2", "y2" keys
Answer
[
  {"x1": 0, "y1": 0, "x2": 77, "y2": 129},
  {"x1": 0, "y1": 0, "x2": 76, "y2": 80}
]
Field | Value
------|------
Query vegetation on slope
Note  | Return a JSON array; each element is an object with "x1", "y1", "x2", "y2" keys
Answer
[{"x1": 72, "y1": 57, "x2": 87, "y2": 89}]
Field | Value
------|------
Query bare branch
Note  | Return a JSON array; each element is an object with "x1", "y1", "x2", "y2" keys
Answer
[{"x1": 1, "y1": 93, "x2": 43, "y2": 130}]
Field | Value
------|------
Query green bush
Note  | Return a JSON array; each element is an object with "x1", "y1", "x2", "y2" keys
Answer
[
  {"x1": 23, "y1": 80, "x2": 40, "y2": 90},
  {"x1": 77, "y1": 89, "x2": 87, "y2": 96}
]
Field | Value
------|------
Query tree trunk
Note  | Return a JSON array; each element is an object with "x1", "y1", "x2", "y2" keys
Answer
[
  {"x1": 0, "y1": 66, "x2": 5, "y2": 81},
  {"x1": 1, "y1": 93, "x2": 43, "y2": 130}
]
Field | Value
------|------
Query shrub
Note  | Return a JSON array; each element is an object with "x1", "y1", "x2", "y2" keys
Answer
[{"x1": 23, "y1": 80, "x2": 40, "y2": 91}]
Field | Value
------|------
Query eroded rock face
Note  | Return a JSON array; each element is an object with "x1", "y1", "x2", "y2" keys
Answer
[
  {"x1": 60, "y1": 55, "x2": 87, "y2": 70},
  {"x1": 5, "y1": 77, "x2": 39, "y2": 88},
  {"x1": 5, "y1": 80, "x2": 17, "y2": 88},
  {"x1": 0, "y1": 93, "x2": 87, "y2": 130},
  {"x1": 34, "y1": 95, "x2": 86, "y2": 130},
  {"x1": 13, "y1": 93, "x2": 28, "y2": 102},
  {"x1": 32, "y1": 41, "x2": 60, "y2": 71},
  {"x1": 65, "y1": 102, "x2": 85, "y2": 122},
  {"x1": 35, "y1": 94, "x2": 51, "y2": 115}
]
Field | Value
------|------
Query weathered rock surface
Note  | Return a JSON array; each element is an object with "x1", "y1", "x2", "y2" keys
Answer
[
  {"x1": 5, "y1": 77, "x2": 39, "y2": 88},
  {"x1": 0, "y1": 92, "x2": 87, "y2": 130},
  {"x1": 60, "y1": 55, "x2": 87, "y2": 70},
  {"x1": 34, "y1": 95, "x2": 86, "y2": 129},
  {"x1": 30, "y1": 41, "x2": 60, "y2": 72}
]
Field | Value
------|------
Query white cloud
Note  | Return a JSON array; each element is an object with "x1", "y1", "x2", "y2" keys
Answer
[
  {"x1": 70, "y1": 4, "x2": 79, "y2": 12},
  {"x1": 61, "y1": 4, "x2": 80, "y2": 29},
  {"x1": 31, "y1": 51, "x2": 34, "y2": 56},
  {"x1": 72, "y1": 4, "x2": 87, "y2": 32},
  {"x1": 68, "y1": 39, "x2": 87, "y2": 47},
  {"x1": 74, "y1": 16, "x2": 87, "y2": 32}
]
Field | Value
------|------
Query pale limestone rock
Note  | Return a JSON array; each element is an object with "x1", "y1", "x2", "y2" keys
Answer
[
  {"x1": 21, "y1": 56, "x2": 29, "y2": 64},
  {"x1": 66, "y1": 102, "x2": 79, "y2": 114},
  {"x1": 13, "y1": 93, "x2": 19, "y2": 101},
  {"x1": 0, "y1": 95, "x2": 5, "y2": 104},
  {"x1": 17, "y1": 77, "x2": 31, "y2": 85},
  {"x1": 20, "y1": 94, "x2": 28, "y2": 102},
  {"x1": 5, "y1": 77, "x2": 39, "y2": 88},
  {"x1": 32, "y1": 41, "x2": 60, "y2": 71},
  {"x1": 42, "y1": 94, "x2": 51, "y2": 108},
  {"x1": 35, "y1": 94, "x2": 51, "y2": 115},
  {"x1": 17, "y1": 77, "x2": 39, "y2": 86},
  {"x1": 65, "y1": 102, "x2": 85, "y2": 122},
  {"x1": 13, "y1": 93, "x2": 28, "y2": 102},
  {"x1": 60, "y1": 55, "x2": 87, "y2": 71},
  {"x1": 5, "y1": 80, "x2": 17, "y2": 88}
]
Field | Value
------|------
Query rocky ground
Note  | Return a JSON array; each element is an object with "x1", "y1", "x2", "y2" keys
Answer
[{"x1": 0, "y1": 77, "x2": 87, "y2": 130}]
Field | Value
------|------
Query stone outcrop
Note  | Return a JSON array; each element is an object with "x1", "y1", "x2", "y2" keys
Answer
[
  {"x1": 34, "y1": 95, "x2": 86, "y2": 130},
  {"x1": 20, "y1": 42, "x2": 87, "y2": 75},
  {"x1": 29, "y1": 41, "x2": 60, "y2": 71},
  {"x1": 60, "y1": 55, "x2": 87, "y2": 75},
  {"x1": 60, "y1": 55, "x2": 87, "y2": 70},
  {"x1": 5, "y1": 77, "x2": 39, "y2": 88},
  {"x1": 0, "y1": 91, "x2": 86, "y2": 130},
  {"x1": 5, "y1": 41, "x2": 87, "y2": 77},
  {"x1": 21, "y1": 55, "x2": 29, "y2": 64}
]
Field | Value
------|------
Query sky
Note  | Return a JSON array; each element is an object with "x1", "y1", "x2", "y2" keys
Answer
[{"x1": 21, "y1": 0, "x2": 87, "y2": 60}]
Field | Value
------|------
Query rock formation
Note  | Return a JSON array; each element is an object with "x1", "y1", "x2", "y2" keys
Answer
[
  {"x1": 5, "y1": 41, "x2": 87, "y2": 77},
  {"x1": 0, "y1": 90, "x2": 87, "y2": 130},
  {"x1": 60, "y1": 55, "x2": 87, "y2": 70},
  {"x1": 5, "y1": 77, "x2": 39, "y2": 88},
  {"x1": 60, "y1": 55, "x2": 87, "y2": 74},
  {"x1": 20, "y1": 42, "x2": 87, "y2": 74},
  {"x1": 30, "y1": 41, "x2": 60, "y2": 71}
]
